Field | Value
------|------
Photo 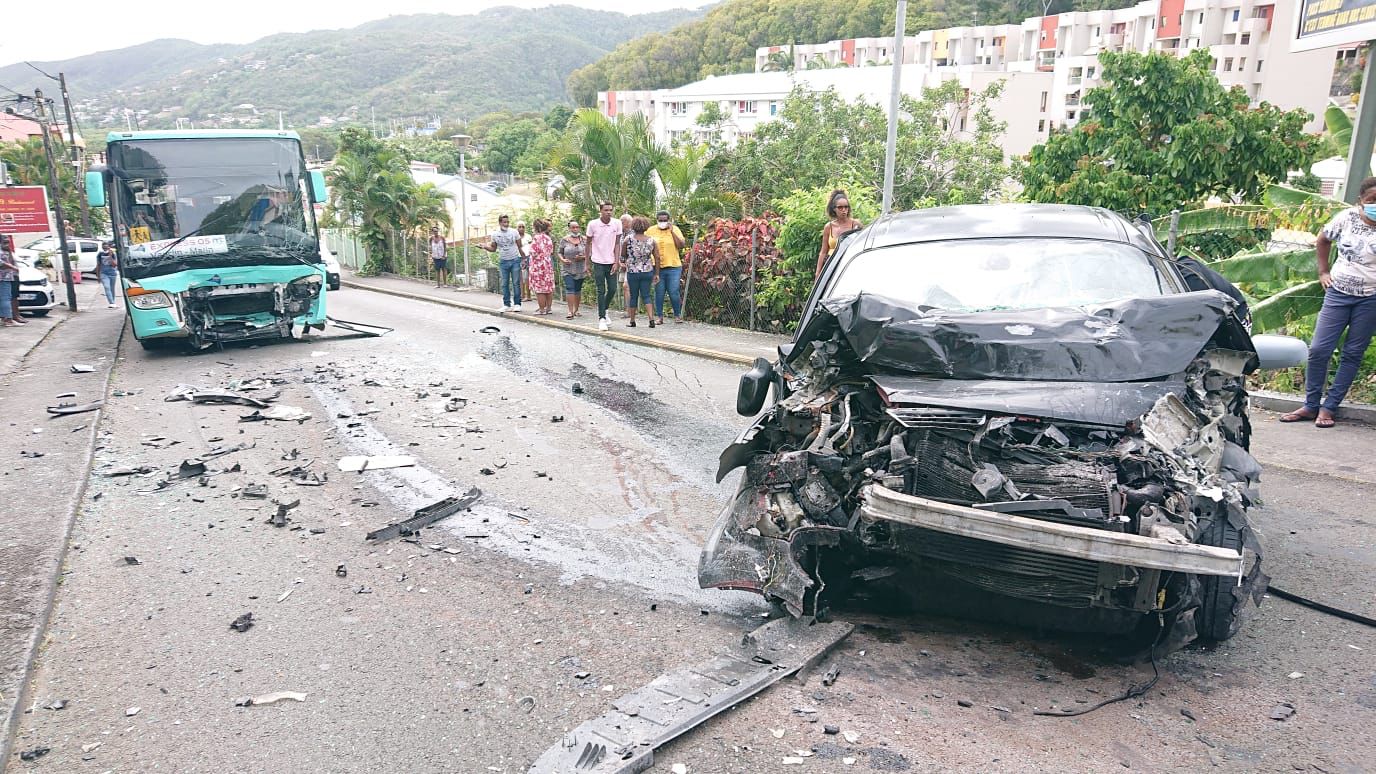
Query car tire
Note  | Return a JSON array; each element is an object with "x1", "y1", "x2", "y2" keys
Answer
[
  {"x1": 138, "y1": 337, "x2": 177, "y2": 352},
  {"x1": 329, "y1": 279, "x2": 341, "y2": 291},
  {"x1": 1197, "y1": 515, "x2": 1244, "y2": 641},
  {"x1": 25, "y1": 310, "x2": 49, "y2": 317}
]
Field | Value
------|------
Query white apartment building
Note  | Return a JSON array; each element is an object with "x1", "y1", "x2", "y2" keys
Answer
[{"x1": 600, "y1": 66, "x2": 1053, "y2": 159}]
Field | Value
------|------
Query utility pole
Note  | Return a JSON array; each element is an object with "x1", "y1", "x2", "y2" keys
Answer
[
  {"x1": 36, "y1": 89, "x2": 78, "y2": 312},
  {"x1": 57, "y1": 73, "x2": 91, "y2": 236},
  {"x1": 1345, "y1": 41, "x2": 1376, "y2": 202},
  {"x1": 881, "y1": 0, "x2": 907, "y2": 215}
]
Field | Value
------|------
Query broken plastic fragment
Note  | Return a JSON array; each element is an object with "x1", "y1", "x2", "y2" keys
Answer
[
  {"x1": 235, "y1": 691, "x2": 308, "y2": 707},
  {"x1": 70, "y1": 363, "x2": 95, "y2": 373},
  {"x1": 338, "y1": 455, "x2": 415, "y2": 472},
  {"x1": 229, "y1": 612, "x2": 255, "y2": 632}
]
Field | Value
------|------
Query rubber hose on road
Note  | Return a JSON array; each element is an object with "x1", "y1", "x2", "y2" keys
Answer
[{"x1": 1268, "y1": 585, "x2": 1376, "y2": 628}]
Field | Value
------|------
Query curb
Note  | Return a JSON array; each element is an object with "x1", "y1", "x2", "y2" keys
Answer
[
  {"x1": 0, "y1": 319, "x2": 125, "y2": 766},
  {"x1": 341, "y1": 279, "x2": 758, "y2": 367},
  {"x1": 1251, "y1": 390, "x2": 1376, "y2": 425}
]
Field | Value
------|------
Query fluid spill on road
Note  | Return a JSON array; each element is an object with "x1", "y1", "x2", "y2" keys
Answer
[{"x1": 308, "y1": 382, "x2": 755, "y2": 613}]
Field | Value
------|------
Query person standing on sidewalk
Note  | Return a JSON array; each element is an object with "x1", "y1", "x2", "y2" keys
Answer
[
  {"x1": 1281, "y1": 178, "x2": 1376, "y2": 428},
  {"x1": 485, "y1": 215, "x2": 526, "y2": 312},
  {"x1": 585, "y1": 202, "x2": 623, "y2": 330},
  {"x1": 560, "y1": 219, "x2": 588, "y2": 319},
  {"x1": 429, "y1": 228, "x2": 450, "y2": 287},
  {"x1": 649, "y1": 210, "x2": 686, "y2": 324},
  {"x1": 528, "y1": 219, "x2": 556, "y2": 315},
  {"x1": 618, "y1": 213, "x2": 634, "y2": 317},
  {"x1": 517, "y1": 221, "x2": 533, "y2": 301},
  {"x1": 621, "y1": 217, "x2": 659, "y2": 328},
  {"x1": 98, "y1": 241, "x2": 120, "y2": 308},
  {"x1": 0, "y1": 238, "x2": 21, "y2": 326}
]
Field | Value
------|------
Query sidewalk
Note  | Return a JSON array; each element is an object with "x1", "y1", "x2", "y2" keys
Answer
[
  {"x1": 0, "y1": 283, "x2": 108, "y2": 378},
  {"x1": 340, "y1": 272, "x2": 787, "y2": 365}
]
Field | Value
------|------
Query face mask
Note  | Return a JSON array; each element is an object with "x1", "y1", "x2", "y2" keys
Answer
[
  {"x1": 1364, "y1": 205, "x2": 1376, "y2": 220},
  {"x1": 657, "y1": 221, "x2": 670, "y2": 229}
]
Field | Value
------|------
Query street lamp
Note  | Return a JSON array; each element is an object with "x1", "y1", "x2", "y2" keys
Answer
[
  {"x1": 450, "y1": 134, "x2": 473, "y2": 287},
  {"x1": 882, "y1": 0, "x2": 907, "y2": 215}
]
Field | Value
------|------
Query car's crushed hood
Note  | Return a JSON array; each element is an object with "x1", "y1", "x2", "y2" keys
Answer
[
  {"x1": 869, "y1": 376, "x2": 1185, "y2": 427},
  {"x1": 788, "y1": 290, "x2": 1256, "y2": 382}
]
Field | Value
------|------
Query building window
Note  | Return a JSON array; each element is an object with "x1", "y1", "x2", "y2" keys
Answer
[
  {"x1": 769, "y1": 102, "x2": 778, "y2": 115},
  {"x1": 1038, "y1": 119, "x2": 1046, "y2": 132},
  {"x1": 1198, "y1": 12, "x2": 1203, "y2": 23},
  {"x1": 1161, "y1": 15, "x2": 1167, "y2": 26},
  {"x1": 1241, "y1": 33, "x2": 1250, "y2": 44},
  {"x1": 1067, "y1": 110, "x2": 1077, "y2": 120},
  {"x1": 1094, "y1": 26, "x2": 1101, "y2": 36},
  {"x1": 1225, "y1": 57, "x2": 1235, "y2": 71},
  {"x1": 1040, "y1": 91, "x2": 1049, "y2": 111},
  {"x1": 737, "y1": 100, "x2": 757, "y2": 114},
  {"x1": 1087, "y1": 66, "x2": 1096, "y2": 78},
  {"x1": 1231, "y1": 9, "x2": 1240, "y2": 21},
  {"x1": 1257, "y1": 59, "x2": 1264, "y2": 72}
]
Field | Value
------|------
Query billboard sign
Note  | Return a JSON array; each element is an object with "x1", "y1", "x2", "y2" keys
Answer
[
  {"x1": 1294, "y1": 0, "x2": 1376, "y2": 52},
  {"x1": 0, "y1": 186, "x2": 52, "y2": 235}
]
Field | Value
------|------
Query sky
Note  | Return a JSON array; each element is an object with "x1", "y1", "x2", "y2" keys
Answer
[{"x1": 1, "y1": 0, "x2": 701, "y2": 65}]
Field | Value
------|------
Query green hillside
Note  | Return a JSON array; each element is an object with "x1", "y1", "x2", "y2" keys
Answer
[
  {"x1": 567, "y1": 0, "x2": 1141, "y2": 104},
  {"x1": 0, "y1": 5, "x2": 701, "y2": 130}
]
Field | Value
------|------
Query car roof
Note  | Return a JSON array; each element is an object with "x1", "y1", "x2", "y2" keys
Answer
[{"x1": 861, "y1": 204, "x2": 1151, "y2": 250}]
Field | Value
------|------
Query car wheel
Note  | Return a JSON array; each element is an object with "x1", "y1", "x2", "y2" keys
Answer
[
  {"x1": 26, "y1": 310, "x2": 49, "y2": 317},
  {"x1": 1197, "y1": 515, "x2": 1244, "y2": 641},
  {"x1": 329, "y1": 279, "x2": 341, "y2": 291}
]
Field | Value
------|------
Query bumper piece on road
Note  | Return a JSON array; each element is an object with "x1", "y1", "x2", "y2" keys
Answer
[
  {"x1": 860, "y1": 484, "x2": 1243, "y2": 579},
  {"x1": 528, "y1": 617, "x2": 853, "y2": 774}
]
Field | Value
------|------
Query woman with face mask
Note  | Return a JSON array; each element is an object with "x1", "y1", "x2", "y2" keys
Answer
[
  {"x1": 1281, "y1": 176, "x2": 1376, "y2": 428},
  {"x1": 648, "y1": 211, "x2": 686, "y2": 324}
]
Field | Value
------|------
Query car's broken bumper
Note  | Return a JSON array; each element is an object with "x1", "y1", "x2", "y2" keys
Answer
[{"x1": 858, "y1": 484, "x2": 1244, "y2": 579}]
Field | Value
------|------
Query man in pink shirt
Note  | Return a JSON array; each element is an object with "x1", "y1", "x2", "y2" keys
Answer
[{"x1": 585, "y1": 201, "x2": 623, "y2": 331}]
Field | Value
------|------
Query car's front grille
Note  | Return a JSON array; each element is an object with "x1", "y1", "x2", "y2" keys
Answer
[
  {"x1": 902, "y1": 526, "x2": 1101, "y2": 607},
  {"x1": 21, "y1": 279, "x2": 46, "y2": 287}
]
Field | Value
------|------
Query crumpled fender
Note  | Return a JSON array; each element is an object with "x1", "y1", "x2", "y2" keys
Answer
[{"x1": 698, "y1": 481, "x2": 817, "y2": 617}]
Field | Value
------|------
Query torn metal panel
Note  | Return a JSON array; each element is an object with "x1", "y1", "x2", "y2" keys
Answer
[
  {"x1": 327, "y1": 316, "x2": 393, "y2": 337},
  {"x1": 871, "y1": 375, "x2": 1185, "y2": 427},
  {"x1": 528, "y1": 618, "x2": 853, "y2": 774},
  {"x1": 790, "y1": 290, "x2": 1255, "y2": 382}
]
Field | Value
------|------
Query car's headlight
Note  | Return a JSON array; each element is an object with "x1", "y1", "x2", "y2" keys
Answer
[{"x1": 128, "y1": 290, "x2": 172, "y2": 310}]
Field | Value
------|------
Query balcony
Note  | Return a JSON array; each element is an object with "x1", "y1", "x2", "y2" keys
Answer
[{"x1": 1068, "y1": 75, "x2": 1082, "y2": 85}]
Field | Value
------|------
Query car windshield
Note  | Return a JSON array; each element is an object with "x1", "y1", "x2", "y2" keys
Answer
[
  {"x1": 827, "y1": 238, "x2": 1168, "y2": 312},
  {"x1": 107, "y1": 137, "x2": 319, "y2": 279}
]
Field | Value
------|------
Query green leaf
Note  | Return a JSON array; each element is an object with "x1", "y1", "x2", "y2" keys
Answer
[
  {"x1": 1211, "y1": 249, "x2": 1316, "y2": 284},
  {"x1": 1251, "y1": 280, "x2": 1324, "y2": 332}
]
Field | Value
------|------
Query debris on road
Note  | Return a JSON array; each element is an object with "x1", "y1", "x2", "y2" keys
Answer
[
  {"x1": 823, "y1": 724, "x2": 839, "y2": 735},
  {"x1": 366, "y1": 484, "x2": 484, "y2": 539},
  {"x1": 177, "y1": 460, "x2": 208, "y2": 478},
  {"x1": 230, "y1": 613, "x2": 255, "y2": 632},
  {"x1": 19, "y1": 747, "x2": 50, "y2": 761},
  {"x1": 550, "y1": 415, "x2": 564, "y2": 423},
  {"x1": 101, "y1": 465, "x2": 154, "y2": 477},
  {"x1": 338, "y1": 455, "x2": 415, "y2": 472},
  {"x1": 171, "y1": 388, "x2": 274, "y2": 407},
  {"x1": 235, "y1": 691, "x2": 308, "y2": 707},
  {"x1": 242, "y1": 483, "x2": 269, "y2": 499},
  {"x1": 821, "y1": 665, "x2": 841, "y2": 686},
  {"x1": 123, "y1": 556, "x2": 141, "y2": 566},
  {"x1": 327, "y1": 316, "x2": 393, "y2": 337},
  {"x1": 42, "y1": 698, "x2": 68, "y2": 710},
  {"x1": 270, "y1": 499, "x2": 299, "y2": 528},
  {"x1": 336, "y1": 565, "x2": 348, "y2": 577},
  {"x1": 529, "y1": 617, "x2": 853, "y2": 774},
  {"x1": 70, "y1": 363, "x2": 95, "y2": 373},
  {"x1": 479, "y1": 325, "x2": 501, "y2": 334},
  {"x1": 242, "y1": 405, "x2": 312, "y2": 423},
  {"x1": 125, "y1": 706, "x2": 141, "y2": 716},
  {"x1": 517, "y1": 695, "x2": 536, "y2": 713},
  {"x1": 46, "y1": 400, "x2": 103, "y2": 416},
  {"x1": 1270, "y1": 702, "x2": 1296, "y2": 720}
]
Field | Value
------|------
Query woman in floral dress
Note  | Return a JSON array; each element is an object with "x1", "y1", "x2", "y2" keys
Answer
[{"x1": 528, "y1": 219, "x2": 556, "y2": 315}]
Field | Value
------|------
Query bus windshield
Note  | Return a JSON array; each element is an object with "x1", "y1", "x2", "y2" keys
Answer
[{"x1": 108, "y1": 137, "x2": 320, "y2": 279}]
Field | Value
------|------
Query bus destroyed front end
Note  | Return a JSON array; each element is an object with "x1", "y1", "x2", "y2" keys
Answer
[
  {"x1": 700, "y1": 290, "x2": 1270, "y2": 650},
  {"x1": 127, "y1": 262, "x2": 327, "y2": 348}
]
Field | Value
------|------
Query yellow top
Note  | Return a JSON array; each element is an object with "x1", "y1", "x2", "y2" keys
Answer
[{"x1": 649, "y1": 223, "x2": 686, "y2": 268}]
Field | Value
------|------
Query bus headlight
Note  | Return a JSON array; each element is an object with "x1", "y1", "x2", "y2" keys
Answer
[{"x1": 128, "y1": 290, "x2": 172, "y2": 310}]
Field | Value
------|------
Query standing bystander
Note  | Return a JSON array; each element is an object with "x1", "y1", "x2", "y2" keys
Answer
[
  {"x1": 528, "y1": 220, "x2": 556, "y2": 315},
  {"x1": 484, "y1": 215, "x2": 526, "y2": 312},
  {"x1": 98, "y1": 241, "x2": 120, "y2": 308},
  {"x1": 517, "y1": 222, "x2": 533, "y2": 301},
  {"x1": 585, "y1": 202, "x2": 623, "y2": 330},
  {"x1": 429, "y1": 228, "x2": 449, "y2": 287},
  {"x1": 621, "y1": 216, "x2": 659, "y2": 328},
  {"x1": 560, "y1": 219, "x2": 588, "y2": 319},
  {"x1": 649, "y1": 210, "x2": 686, "y2": 324},
  {"x1": 618, "y1": 213, "x2": 634, "y2": 316},
  {"x1": 816, "y1": 189, "x2": 863, "y2": 277},
  {"x1": 0, "y1": 237, "x2": 20, "y2": 326}
]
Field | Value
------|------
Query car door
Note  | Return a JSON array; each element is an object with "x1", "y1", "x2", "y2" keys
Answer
[{"x1": 75, "y1": 240, "x2": 101, "y2": 273}]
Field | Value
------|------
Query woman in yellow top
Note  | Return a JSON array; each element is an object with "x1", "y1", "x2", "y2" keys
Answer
[
  {"x1": 649, "y1": 210, "x2": 687, "y2": 324},
  {"x1": 816, "y1": 189, "x2": 863, "y2": 277}
]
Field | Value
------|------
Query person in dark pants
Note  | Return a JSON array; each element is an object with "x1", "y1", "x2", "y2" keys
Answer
[
  {"x1": 585, "y1": 202, "x2": 623, "y2": 331},
  {"x1": 1281, "y1": 177, "x2": 1376, "y2": 428},
  {"x1": 98, "y1": 241, "x2": 120, "y2": 307}
]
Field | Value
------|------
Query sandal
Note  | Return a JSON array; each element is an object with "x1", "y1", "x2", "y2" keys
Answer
[
  {"x1": 1316, "y1": 411, "x2": 1337, "y2": 429},
  {"x1": 628, "y1": 320, "x2": 636, "y2": 327},
  {"x1": 1279, "y1": 409, "x2": 1317, "y2": 423},
  {"x1": 648, "y1": 318, "x2": 655, "y2": 329},
  {"x1": 566, "y1": 313, "x2": 575, "y2": 319}
]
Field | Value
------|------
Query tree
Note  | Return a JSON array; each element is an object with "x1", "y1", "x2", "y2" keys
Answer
[
  {"x1": 658, "y1": 143, "x2": 744, "y2": 237},
  {"x1": 1, "y1": 137, "x2": 108, "y2": 234},
  {"x1": 549, "y1": 109, "x2": 665, "y2": 222},
  {"x1": 297, "y1": 127, "x2": 340, "y2": 162},
  {"x1": 1020, "y1": 49, "x2": 1318, "y2": 214},
  {"x1": 761, "y1": 48, "x2": 795, "y2": 72},
  {"x1": 480, "y1": 118, "x2": 546, "y2": 174},
  {"x1": 706, "y1": 81, "x2": 1009, "y2": 212}
]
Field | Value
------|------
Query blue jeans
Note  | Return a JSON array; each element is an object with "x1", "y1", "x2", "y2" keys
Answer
[
  {"x1": 499, "y1": 259, "x2": 522, "y2": 307},
  {"x1": 0, "y1": 278, "x2": 11, "y2": 318},
  {"x1": 654, "y1": 266, "x2": 682, "y2": 318},
  {"x1": 627, "y1": 271, "x2": 654, "y2": 308},
  {"x1": 100, "y1": 272, "x2": 118, "y2": 304},
  {"x1": 1304, "y1": 288, "x2": 1376, "y2": 413}
]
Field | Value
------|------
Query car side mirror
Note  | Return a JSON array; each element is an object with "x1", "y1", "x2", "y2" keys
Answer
[
  {"x1": 309, "y1": 170, "x2": 327, "y2": 204},
  {"x1": 85, "y1": 170, "x2": 106, "y2": 208},
  {"x1": 1252, "y1": 334, "x2": 1308, "y2": 370},
  {"x1": 737, "y1": 358, "x2": 774, "y2": 416}
]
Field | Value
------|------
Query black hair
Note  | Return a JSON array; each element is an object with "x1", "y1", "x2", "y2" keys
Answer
[
  {"x1": 1360, "y1": 177, "x2": 1376, "y2": 197},
  {"x1": 656, "y1": 210, "x2": 670, "y2": 219},
  {"x1": 827, "y1": 189, "x2": 849, "y2": 219}
]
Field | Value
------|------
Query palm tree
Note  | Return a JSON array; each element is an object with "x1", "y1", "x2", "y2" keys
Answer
[
  {"x1": 549, "y1": 109, "x2": 665, "y2": 220},
  {"x1": 657, "y1": 143, "x2": 743, "y2": 231},
  {"x1": 762, "y1": 47, "x2": 795, "y2": 73},
  {"x1": 0, "y1": 138, "x2": 49, "y2": 185}
]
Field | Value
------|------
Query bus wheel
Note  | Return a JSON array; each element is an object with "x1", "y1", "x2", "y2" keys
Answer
[{"x1": 139, "y1": 337, "x2": 176, "y2": 352}]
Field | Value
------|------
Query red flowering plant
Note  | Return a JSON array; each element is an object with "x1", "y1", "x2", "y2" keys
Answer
[{"x1": 681, "y1": 215, "x2": 781, "y2": 329}]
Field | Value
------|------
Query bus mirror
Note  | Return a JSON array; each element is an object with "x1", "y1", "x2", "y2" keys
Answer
[
  {"x1": 309, "y1": 170, "x2": 327, "y2": 204},
  {"x1": 85, "y1": 171, "x2": 106, "y2": 208}
]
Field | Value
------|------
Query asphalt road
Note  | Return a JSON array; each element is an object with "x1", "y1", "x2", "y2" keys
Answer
[{"x1": 6, "y1": 287, "x2": 1375, "y2": 773}]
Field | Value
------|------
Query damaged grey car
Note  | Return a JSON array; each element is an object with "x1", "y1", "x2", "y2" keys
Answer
[{"x1": 701, "y1": 204, "x2": 1307, "y2": 648}]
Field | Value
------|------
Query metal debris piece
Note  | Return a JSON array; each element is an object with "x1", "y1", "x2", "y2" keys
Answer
[
  {"x1": 270, "y1": 499, "x2": 299, "y2": 528},
  {"x1": 125, "y1": 706, "x2": 140, "y2": 716},
  {"x1": 202, "y1": 442, "x2": 253, "y2": 459},
  {"x1": 19, "y1": 450, "x2": 44, "y2": 458},
  {"x1": 366, "y1": 488, "x2": 482, "y2": 542},
  {"x1": 528, "y1": 618, "x2": 853, "y2": 774},
  {"x1": 337, "y1": 455, "x2": 415, "y2": 472},
  {"x1": 101, "y1": 465, "x2": 154, "y2": 477},
  {"x1": 235, "y1": 691, "x2": 308, "y2": 707},
  {"x1": 123, "y1": 556, "x2": 141, "y2": 566},
  {"x1": 191, "y1": 389, "x2": 273, "y2": 408},
  {"x1": 242, "y1": 483, "x2": 269, "y2": 499},
  {"x1": 551, "y1": 415, "x2": 565, "y2": 423},
  {"x1": 821, "y1": 665, "x2": 841, "y2": 686},
  {"x1": 178, "y1": 460, "x2": 208, "y2": 478},
  {"x1": 241, "y1": 405, "x2": 312, "y2": 423},
  {"x1": 444, "y1": 397, "x2": 468, "y2": 412},
  {"x1": 230, "y1": 613, "x2": 255, "y2": 632},
  {"x1": 1269, "y1": 702, "x2": 1296, "y2": 720},
  {"x1": 336, "y1": 565, "x2": 348, "y2": 578},
  {"x1": 571, "y1": 382, "x2": 585, "y2": 394},
  {"x1": 479, "y1": 325, "x2": 501, "y2": 334},
  {"x1": 42, "y1": 698, "x2": 67, "y2": 710},
  {"x1": 19, "y1": 747, "x2": 50, "y2": 761},
  {"x1": 46, "y1": 400, "x2": 103, "y2": 416},
  {"x1": 327, "y1": 316, "x2": 393, "y2": 337},
  {"x1": 70, "y1": 364, "x2": 95, "y2": 373}
]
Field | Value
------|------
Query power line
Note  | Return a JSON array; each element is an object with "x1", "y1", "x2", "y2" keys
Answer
[{"x1": 24, "y1": 61, "x2": 58, "y2": 81}]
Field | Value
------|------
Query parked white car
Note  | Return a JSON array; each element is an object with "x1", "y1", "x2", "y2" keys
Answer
[
  {"x1": 319, "y1": 242, "x2": 341, "y2": 291},
  {"x1": 15, "y1": 236, "x2": 102, "y2": 274},
  {"x1": 13, "y1": 257, "x2": 59, "y2": 316}
]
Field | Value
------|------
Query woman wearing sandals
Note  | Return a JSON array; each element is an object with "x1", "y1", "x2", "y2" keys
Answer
[
  {"x1": 527, "y1": 219, "x2": 556, "y2": 315},
  {"x1": 1281, "y1": 176, "x2": 1376, "y2": 429},
  {"x1": 621, "y1": 217, "x2": 659, "y2": 328},
  {"x1": 0, "y1": 236, "x2": 23, "y2": 327},
  {"x1": 560, "y1": 220, "x2": 588, "y2": 319}
]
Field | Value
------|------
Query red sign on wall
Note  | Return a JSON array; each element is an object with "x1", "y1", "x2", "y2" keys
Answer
[{"x1": 0, "y1": 186, "x2": 51, "y2": 234}]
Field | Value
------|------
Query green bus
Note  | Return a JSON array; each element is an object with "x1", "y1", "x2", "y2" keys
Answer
[{"x1": 87, "y1": 130, "x2": 329, "y2": 351}]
